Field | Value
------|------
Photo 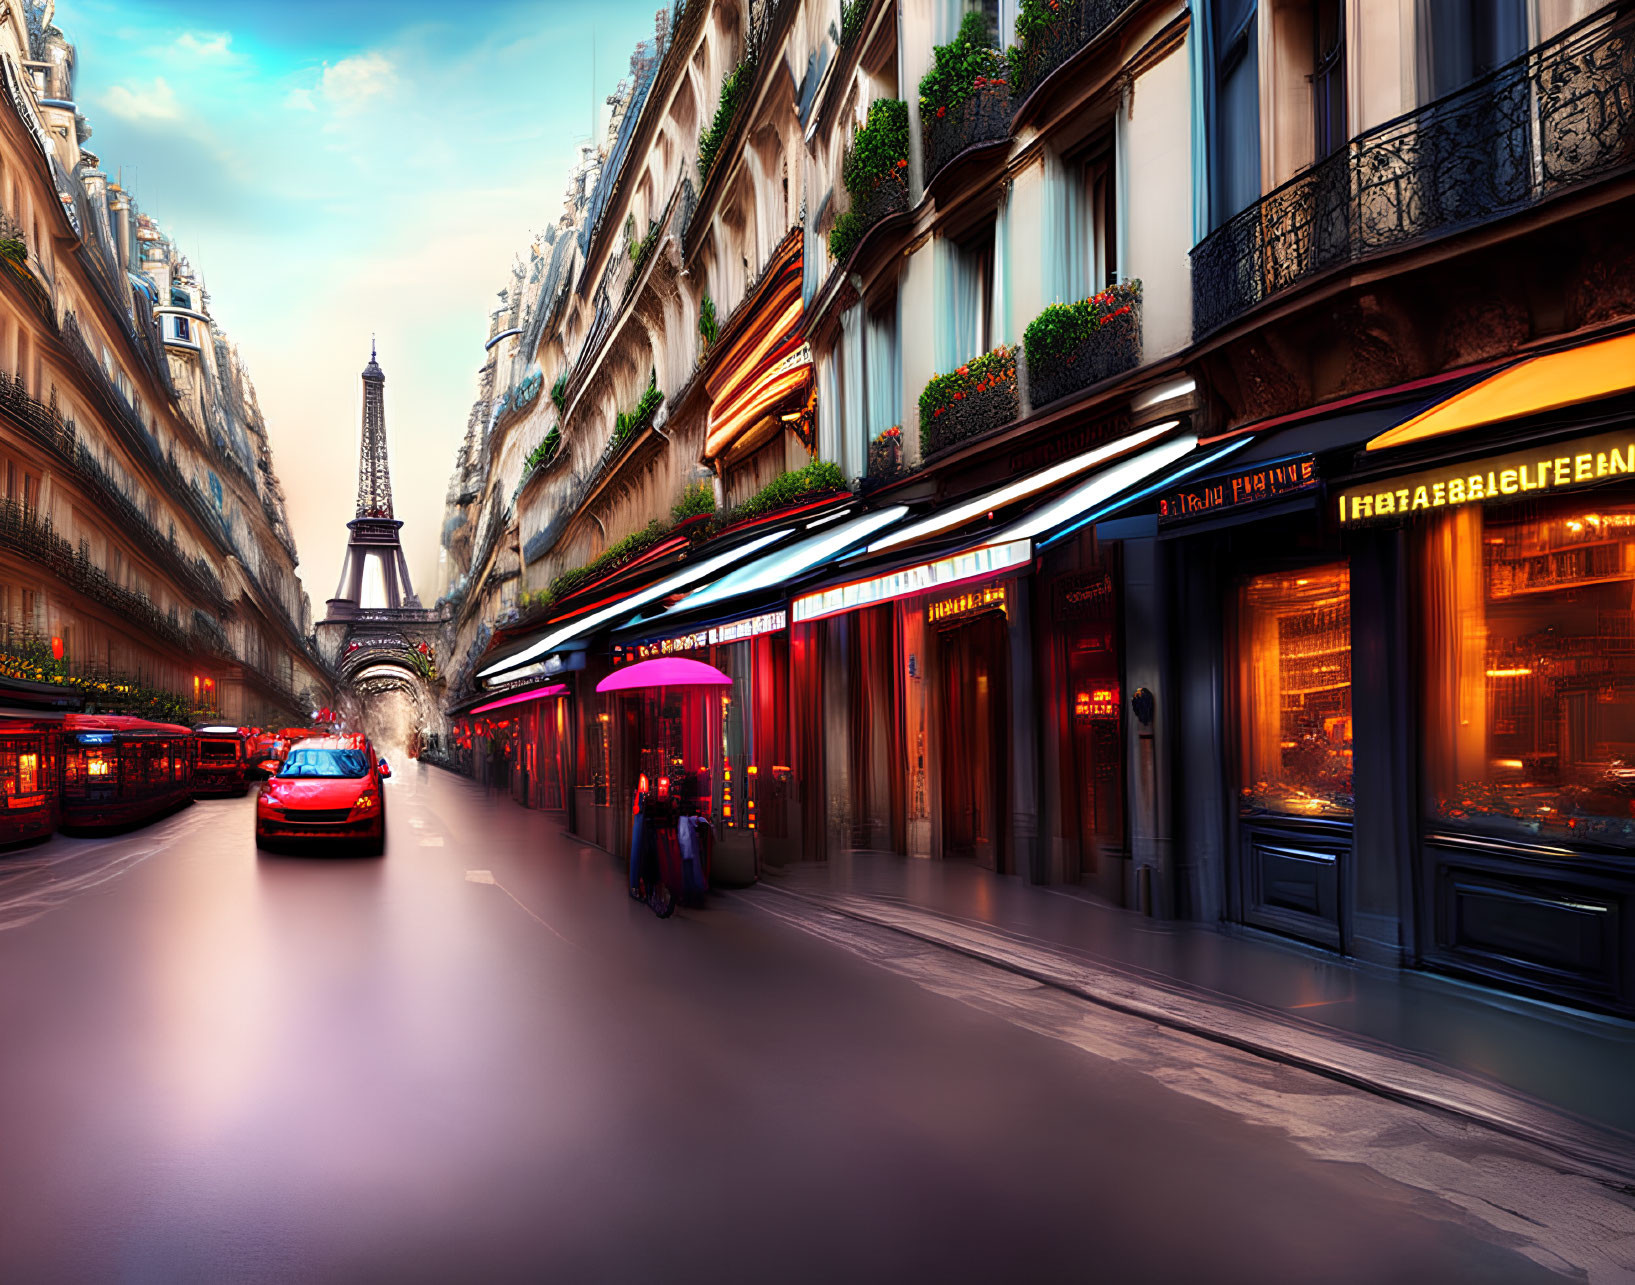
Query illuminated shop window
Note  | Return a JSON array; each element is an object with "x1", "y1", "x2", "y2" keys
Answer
[
  {"x1": 1425, "y1": 503, "x2": 1635, "y2": 845},
  {"x1": 1237, "y1": 564, "x2": 1353, "y2": 818}
]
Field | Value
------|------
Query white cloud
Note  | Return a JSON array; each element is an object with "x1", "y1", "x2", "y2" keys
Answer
[
  {"x1": 102, "y1": 76, "x2": 181, "y2": 123},
  {"x1": 174, "y1": 31, "x2": 235, "y2": 61},
  {"x1": 320, "y1": 53, "x2": 397, "y2": 111},
  {"x1": 284, "y1": 87, "x2": 317, "y2": 112}
]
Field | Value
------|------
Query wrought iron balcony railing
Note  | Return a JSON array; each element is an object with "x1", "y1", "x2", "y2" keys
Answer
[{"x1": 1191, "y1": 4, "x2": 1635, "y2": 340}]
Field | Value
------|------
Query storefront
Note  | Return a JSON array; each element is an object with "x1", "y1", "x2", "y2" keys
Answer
[
  {"x1": 603, "y1": 609, "x2": 795, "y2": 881},
  {"x1": 1154, "y1": 332, "x2": 1635, "y2": 1015},
  {"x1": 466, "y1": 684, "x2": 573, "y2": 812}
]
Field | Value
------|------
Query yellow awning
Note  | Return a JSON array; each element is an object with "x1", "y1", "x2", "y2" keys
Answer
[{"x1": 1368, "y1": 331, "x2": 1635, "y2": 451}]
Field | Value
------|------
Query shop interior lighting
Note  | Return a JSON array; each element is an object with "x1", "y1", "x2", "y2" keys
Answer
[
  {"x1": 996, "y1": 434, "x2": 1200, "y2": 543},
  {"x1": 478, "y1": 529, "x2": 790, "y2": 681},
  {"x1": 867, "y1": 423, "x2": 1177, "y2": 555},
  {"x1": 1486, "y1": 667, "x2": 1535, "y2": 677},
  {"x1": 679, "y1": 507, "x2": 908, "y2": 613},
  {"x1": 1037, "y1": 434, "x2": 1257, "y2": 549}
]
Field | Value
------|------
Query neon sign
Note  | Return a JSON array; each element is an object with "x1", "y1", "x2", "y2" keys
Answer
[
  {"x1": 1159, "y1": 456, "x2": 1317, "y2": 523},
  {"x1": 1338, "y1": 430, "x2": 1635, "y2": 524},
  {"x1": 1074, "y1": 687, "x2": 1120, "y2": 719},
  {"x1": 634, "y1": 611, "x2": 787, "y2": 660},
  {"x1": 793, "y1": 540, "x2": 1031, "y2": 623},
  {"x1": 928, "y1": 584, "x2": 1007, "y2": 624}
]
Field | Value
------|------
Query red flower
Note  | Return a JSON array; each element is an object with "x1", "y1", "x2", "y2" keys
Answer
[
  {"x1": 936, "y1": 105, "x2": 946, "y2": 118},
  {"x1": 954, "y1": 391, "x2": 964, "y2": 400},
  {"x1": 957, "y1": 365, "x2": 969, "y2": 377},
  {"x1": 896, "y1": 157, "x2": 907, "y2": 169}
]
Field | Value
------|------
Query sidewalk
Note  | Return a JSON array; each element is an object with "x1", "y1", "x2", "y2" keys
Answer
[{"x1": 757, "y1": 851, "x2": 1635, "y2": 1176}]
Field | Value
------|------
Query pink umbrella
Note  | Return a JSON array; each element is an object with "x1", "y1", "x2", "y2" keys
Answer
[{"x1": 597, "y1": 657, "x2": 733, "y2": 692}]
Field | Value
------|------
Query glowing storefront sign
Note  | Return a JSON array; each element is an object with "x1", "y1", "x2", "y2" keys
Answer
[
  {"x1": 1338, "y1": 430, "x2": 1635, "y2": 525},
  {"x1": 634, "y1": 611, "x2": 788, "y2": 659},
  {"x1": 927, "y1": 584, "x2": 1007, "y2": 625},
  {"x1": 793, "y1": 540, "x2": 1031, "y2": 623},
  {"x1": 1159, "y1": 455, "x2": 1318, "y2": 523},
  {"x1": 1075, "y1": 687, "x2": 1120, "y2": 719}
]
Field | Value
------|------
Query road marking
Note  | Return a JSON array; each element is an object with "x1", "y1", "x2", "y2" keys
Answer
[{"x1": 464, "y1": 869, "x2": 578, "y2": 950}]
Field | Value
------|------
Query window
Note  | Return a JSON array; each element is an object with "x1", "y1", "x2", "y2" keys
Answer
[
  {"x1": 1312, "y1": 0, "x2": 1347, "y2": 160},
  {"x1": 1060, "y1": 135, "x2": 1116, "y2": 301},
  {"x1": 1210, "y1": 0, "x2": 1262, "y2": 225},
  {"x1": 21, "y1": 471, "x2": 38, "y2": 512},
  {"x1": 948, "y1": 222, "x2": 995, "y2": 361},
  {"x1": 863, "y1": 293, "x2": 900, "y2": 437},
  {"x1": 1417, "y1": 0, "x2": 1527, "y2": 101},
  {"x1": 1424, "y1": 502, "x2": 1635, "y2": 847},
  {"x1": 1237, "y1": 565, "x2": 1353, "y2": 818}
]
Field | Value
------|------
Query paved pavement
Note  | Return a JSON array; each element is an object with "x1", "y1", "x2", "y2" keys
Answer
[{"x1": 0, "y1": 762, "x2": 1626, "y2": 1282}]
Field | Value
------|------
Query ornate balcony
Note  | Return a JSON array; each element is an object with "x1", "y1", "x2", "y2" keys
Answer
[
  {"x1": 1191, "y1": 5, "x2": 1635, "y2": 340},
  {"x1": 1009, "y1": 0, "x2": 1140, "y2": 115}
]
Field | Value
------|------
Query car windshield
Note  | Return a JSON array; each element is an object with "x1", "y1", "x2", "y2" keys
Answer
[{"x1": 278, "y1": 749, "x2": 369, "y2": 779}]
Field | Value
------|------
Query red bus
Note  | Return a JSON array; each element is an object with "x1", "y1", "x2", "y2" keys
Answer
[
  {"x1": 192, "y1": 724, "x2": 250, "y2": 796},
  {"x1": 0, "y1": 716, "x2": 61, "y2": 845},
  {"x1": 61, "y1": 715, "x2": 194, "y2": 830}
]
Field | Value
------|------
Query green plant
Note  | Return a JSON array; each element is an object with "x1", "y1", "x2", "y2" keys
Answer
[
  {"x1": 1021, "y1": 280, "x2": 1141, "y2": 367},
  {"x1": 0, "y1": 237, "x2": 26, "y2": 265},
  {"x1": 840, "y1": 0, "x2": 869, "y2": 45},
  {"x1": 918, "y1": 345, "x2": 1017, "y2": 425},
  {"x1": 919, "y1": 10, "x2": 1007, "y2": 121},
  {"x1": 698, "y1": 57, "x2": 755, "y2": 180},
  {"x1": 698, "y1": 293, "x2": 719, "y2": 347},
  {"x1": 523, "y1": 426, "x2": 561, "y2": 476},
  {"x1": 721, "y1": 459, "x2": 848, "y2": 526},
  {"x1": 550, "y1": 373, "x2": 568, "y2": 414},
  {"x1": 829, "y1": 98, "x2": 911, "y2": 262},
  {"x1": 628, "y1": 216, "x2": 659, "y2": 267},
  {"x1": 671, "y1": 481, "x2": 716, "y2": 523},
  {"x1": 613, "y1": 376, "x2": 664, "y2": 445}
]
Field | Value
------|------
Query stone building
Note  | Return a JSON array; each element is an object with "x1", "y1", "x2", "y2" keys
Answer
[
  {"x1": 0, "y1": 3, "x2": 331, "y2": 727},
  {"x1": 440, "y1": 0, "x2": 1635, "y2": 1018}
]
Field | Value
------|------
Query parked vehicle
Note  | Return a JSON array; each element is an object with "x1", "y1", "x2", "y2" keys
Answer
[
  {"x1": 255, "y1": 736, "x2": 389, "y2": 855},
  {"x1": 192, "y1": 724, "x2": 251, "y2": 796},
  {"x1": 0, "y1": 716, "x2": 61, "y2": 846},
  {"x1": 60, "y1": 715, "x2": 194, "y2": 830}
]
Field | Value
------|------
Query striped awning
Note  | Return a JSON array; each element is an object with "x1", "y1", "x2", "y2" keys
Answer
[{"x1": 704, "y1": 237, "x2": 810, "y2": 461}]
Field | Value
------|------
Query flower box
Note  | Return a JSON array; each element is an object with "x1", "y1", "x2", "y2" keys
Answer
[
  {"x1": 829, "y1": 172, "x2": 910, "y2": 265},
  {"x1": 923, "y1": 80, "x2": 1013, "y2": 185},
  {"x1": 919, "y1": 347, "x2": 1020, "y2": 458},
  {"x1": 1010, "y1": 0, "x2": 1138, "y2": 104},
  {"x1": 1022, "y1": 283, "x2": 1142, "y2": 411},
  {"x1": 867, "y1": 426, "x2": 905, "y2": 479}
]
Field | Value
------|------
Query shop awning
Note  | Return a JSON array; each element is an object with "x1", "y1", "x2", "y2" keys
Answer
[
  {"x1": 991, "y1": 433, "x2": 1201, "y2": 547},
  {"x1": 1368, "y1": 331, "x2": 1635, "y2": 452},
  {"x1": 704, "y1": 238, "x2": 810, "y2": 462},
  {"x1": 469, "y1": 685, "x2": 568, "y2": 715},
  {"x1": 866, "y1": 422, "x2": 1179, "y2": 555},
  {"x1": 476, "y1": 528, "x2": 793, "y2": 682}
]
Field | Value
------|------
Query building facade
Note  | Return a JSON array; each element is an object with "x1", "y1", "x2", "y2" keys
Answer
[
  {"x1": 438, "y1": 0, "x2": 1635, "y2": 1017},
  {"x1": 0, "y1": 4, "x2": 331, "y2": 728}
]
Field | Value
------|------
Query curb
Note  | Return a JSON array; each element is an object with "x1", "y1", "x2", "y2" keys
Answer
[{"x1": 755, "y1": 883, "x2": 1635, "y2": 1186}]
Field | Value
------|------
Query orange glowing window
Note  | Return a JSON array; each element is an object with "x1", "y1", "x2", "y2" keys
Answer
[
  {"x1": 18, "y1": 753, "x2": 36, "y2": 793},
  {"x1": 86, "y1": 750, "x2": 113, "y2": 778}
]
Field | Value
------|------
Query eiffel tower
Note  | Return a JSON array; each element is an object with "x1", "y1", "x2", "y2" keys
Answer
[
  {"x1": 329, "y1": 342, "x2": 419, "y2": 611},
  {"x1": 317, "y1": 343, "x2": 443, "y2": 739}
]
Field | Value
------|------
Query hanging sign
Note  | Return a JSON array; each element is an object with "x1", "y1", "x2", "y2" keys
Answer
[
  {"x1": 1337, "y1": 429, "x2": 1635, "y2": 524},
  {"x1": 927, "y1": 583, "x2": 1007, "y2": 625},
  {"x1": 793, "y1": 540, "x2": 1031, "y2": 623},
  {"x1": 1159, "y1": 455, "x2": 1318, "y2": 524}
]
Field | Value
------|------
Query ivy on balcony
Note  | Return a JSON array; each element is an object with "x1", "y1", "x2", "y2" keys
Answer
[
  {"x1": 828, "y1": 98, "x2": 911, "y2": 264},
  {"x1": 919, "y1": 12, "x2": 1012, "y2": 184},
  {"x1": 918, "y1": 346, "x2": 1019, "y2": 457},
  {"x1": 0, "y1": 632, "x2": 192, "y2": 724},
  {"x1": 1007, "y1": 0, "x2": 1137, "y2": 104},
  {"x1": 671, "y1": 480, "x2": 717, "y2": 522},
  {"x1": 613, "y1": 377, "x2": 664, "y2": 448},
  {"x1": 627, "y1": 214, "x2": 661, "y2": 270},
  {"x1": 699, "y1": 293, "x2": 719, "y2": 348},
  {"x1": 1022, "y1": 279, "x2": 1142, "y2": 409},
  {"x1": 698, "y1": 57, "x2": 755, "y2": 181}
]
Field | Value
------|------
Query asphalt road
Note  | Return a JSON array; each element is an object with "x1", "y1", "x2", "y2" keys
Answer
[{"x1": 0, "y1": 764, "x2": 1578, "y2": 1282}]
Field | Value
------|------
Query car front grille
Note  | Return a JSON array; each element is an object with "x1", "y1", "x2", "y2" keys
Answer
[{"x1": 281, "y1": 807, "x2": 352, "y2": 823}]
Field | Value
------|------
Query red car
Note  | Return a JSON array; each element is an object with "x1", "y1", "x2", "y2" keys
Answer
[{"x1": 255, "y1": 736, "x2": 390, "y2": 855}]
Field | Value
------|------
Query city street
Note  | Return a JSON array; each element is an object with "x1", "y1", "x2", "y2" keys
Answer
[{"x1": 0, "y1": 764, "x2": 1614, "y2": 1282}]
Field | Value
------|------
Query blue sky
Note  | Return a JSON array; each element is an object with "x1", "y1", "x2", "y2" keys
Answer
[{"x1": 64, "y1": 0, "x2": 661, "y2": 607}]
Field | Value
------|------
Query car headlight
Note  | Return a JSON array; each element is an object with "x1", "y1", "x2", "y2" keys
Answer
[{"x1": 353, "y1": 794, "x2": 377, "y2": 811}]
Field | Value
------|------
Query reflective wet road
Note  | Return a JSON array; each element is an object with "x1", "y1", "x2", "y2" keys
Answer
[{"x1": 0, "y1": 765, "x2": 1581, "y2": 1281}]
